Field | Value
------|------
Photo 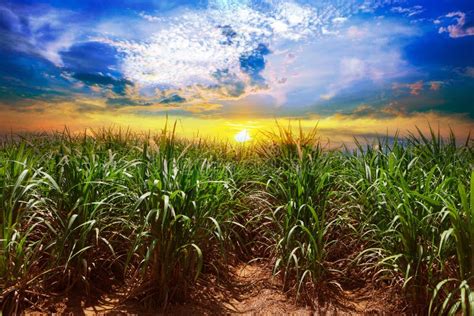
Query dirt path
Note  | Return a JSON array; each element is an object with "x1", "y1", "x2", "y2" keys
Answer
[
  {"x1": 76, "y1": 263, "x2": 390, "y2": 315},
  {"x1": 218, "y1": 263, "x2": 391, "y2": 315},
  {"x1": 26, "y1": 261, "x2": 395, "y2": 315},
  {"x1": 73, "y1": 263, "x2": 311, "y2": 315},
  {"x1": 214, "y1": 263, "x2": 312, "y2": 315}
]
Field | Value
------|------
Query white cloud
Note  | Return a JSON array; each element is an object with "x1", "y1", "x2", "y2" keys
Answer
[
  {"x1": 462, "y1": 67, "x2": 474, "y2": 78},
  {"x1": 439, "y1": 11, "x2": 474, "y2": 38},
  {"x1": 341, "y1": 58, "x2": 366, "y2": 80},
  {"x1": 333, "y1": 17, "x2": 348, "y2": 24},
  {"x1": 96, "y1": 0, "x2": 384, "y2": 100},
  {"x1": 391, "y1": 6, "x2": 424, "y2": 17},
  {"x1": 256, "y1": 19, "x2": 417, "y2": 104},
  {"x1": 99, "y1": 1, "x2": 321, "y2": 91}
]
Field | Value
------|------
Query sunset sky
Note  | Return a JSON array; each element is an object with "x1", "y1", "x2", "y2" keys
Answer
[{"x1": 0, "y1": 0, "x2": 473, "y2": 143}]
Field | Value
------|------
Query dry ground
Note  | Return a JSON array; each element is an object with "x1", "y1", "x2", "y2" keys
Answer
[{"x1": 26, "y1": 262, "x2": 398, "y2": 315}]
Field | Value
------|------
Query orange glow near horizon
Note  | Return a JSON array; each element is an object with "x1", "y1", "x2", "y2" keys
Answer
[{"x1": 0, "y1": 105, "x2": 472, "y2": 146}]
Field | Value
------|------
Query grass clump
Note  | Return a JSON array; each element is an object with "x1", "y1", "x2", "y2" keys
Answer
[
  {"x1": 344, "y1": 131, "x2": 473, "y2": 313},
  {"x1": 259, "y1": 125, "x2": 338, "y2": 300},
  {"x1": 124, "y1": 131, "x2": 237, "y2": 307}
]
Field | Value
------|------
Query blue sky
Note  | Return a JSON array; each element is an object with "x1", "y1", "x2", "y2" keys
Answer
[{"x1": 0, "y1": 0, "x2": 473, "y2": 138}]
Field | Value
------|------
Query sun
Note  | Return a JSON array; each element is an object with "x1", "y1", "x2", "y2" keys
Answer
[{"x1": 234, "y1": 129, "x2": 251, "y2": 143}]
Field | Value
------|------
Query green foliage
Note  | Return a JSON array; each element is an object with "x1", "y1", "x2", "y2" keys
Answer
[
  {"x1": 344, "y1": 129, "x2": 473, "y2": 313},
  {"x1": 262, "y1": 132, "x2": 335, "y2": 296},
  {"x1": 0, "y1": 124, "x2": 472, "y2": 314},
  {"x1": 125, "y1": 132, "x2": 236, "y2": 307}
]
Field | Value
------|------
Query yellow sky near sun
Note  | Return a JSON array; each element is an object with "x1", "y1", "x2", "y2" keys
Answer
[{"x1": 0, "y1": 104, "x2": 472, "y2": 146}]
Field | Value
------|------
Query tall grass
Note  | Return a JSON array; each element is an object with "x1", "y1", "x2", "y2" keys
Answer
[
  {"x1": 124, "y1": 130, "x2": 237, "y2": 307},
  {"x1": 0, "y1": 143, "x2": 44, "y2": 314},
  {"x1": 259, "y1": 125, "x2": 337, "y2": 298},
  {"x1": 344, "y1": 130, "x2": 472, "y2": 313},
  {"x1": 0, "y1": 124, "x2": 473, "y2": 314},
  {"x1": 431, "y1": 170, "x2": 474, "y2": 314}
]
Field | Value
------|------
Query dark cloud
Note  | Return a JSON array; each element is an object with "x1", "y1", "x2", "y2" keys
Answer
[
  {"x1": 106, "y1": 97, "x2": 152, "y2": 108},
  {"x1": 60, "y1": 41, "x2": 119, "y2": 74},
  {"x1": 389, "y1": 79, "x2": 474, "y2": 118},
  {"x1": 0, "y1": 6, "x2": 36, "y2": 55},
  {"x1": 105, "y1": 94, "x2": 187, "y2": 108},
  {"x1": 75, "y1": 101, "x2": 106, "y2": 113},
  {"x1": 339, "y1": 104, "x2": 402, "y2": 120},
  {"x1": 338, "y1": 81, "x2": 474, "y2": 120},
  {"x1": 0, "y1": 49, "x2": 69, "y2": 105},
  {"x1": 159, "y1": 94, "x2": 186, "y2": 104},
  {"x1": 0, "y1": 4, "x2": 79, "y2": 62},
  {"x1": 72, "y1": 73, "x2": 133, "y2": 95},
  {"x1": 34, "y1": 21, "x2": 64, "y2": 43},
  {"x1": 213, "y1": 69, "x2": 246, "y2": 97},
  {"x1": 218, "y1": 25, "x2": 237, "y2": 45},
  {"x1": 439, "y1": 82, "x2": 474, "y2": 118},
  {"x1": 0, "y1": 6, "x2": 27, "y2": 33},
  {"x1": 224, "y1": 81, "x2": 245, "y2": 97}
]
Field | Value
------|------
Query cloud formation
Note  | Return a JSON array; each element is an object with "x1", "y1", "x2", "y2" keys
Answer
[
  {"x1": 0, "y1": 5, "x2": 78, "y2": 66},
  {"x1": 439, "y1": 12, "x2": 474, "y2": 38},
  {"x1": 99, "y1": 1, "x2": 322, "y2": 94},
  {"x1": 71, "y1": 73, "x2": 133, "y2": 95},
  {"x1": 392, "y1": 80, "x2": 442, "y2": 96},
  {"x1": 96, "y1": 0, "x2": 392, "y2": 102},
  {"x1": 391, "y1": 5, "x2": 424, "y2": 17},
  {"x1": 0, "y1": 0, "x2": 473, "y2": 131}
]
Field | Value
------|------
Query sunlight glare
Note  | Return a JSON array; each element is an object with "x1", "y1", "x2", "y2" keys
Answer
[{"x1": 234, "y1": 129, "x2": 251, "y2": 143}]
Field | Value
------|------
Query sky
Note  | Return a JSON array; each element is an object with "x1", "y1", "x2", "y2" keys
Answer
[{"x1": 0, "y1": 0, "x2": 473, "y2": 143}]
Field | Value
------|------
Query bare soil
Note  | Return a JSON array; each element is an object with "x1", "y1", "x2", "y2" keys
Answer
[{"x1": 26, "y1": 262, "x2": 398, "y2": 315}]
